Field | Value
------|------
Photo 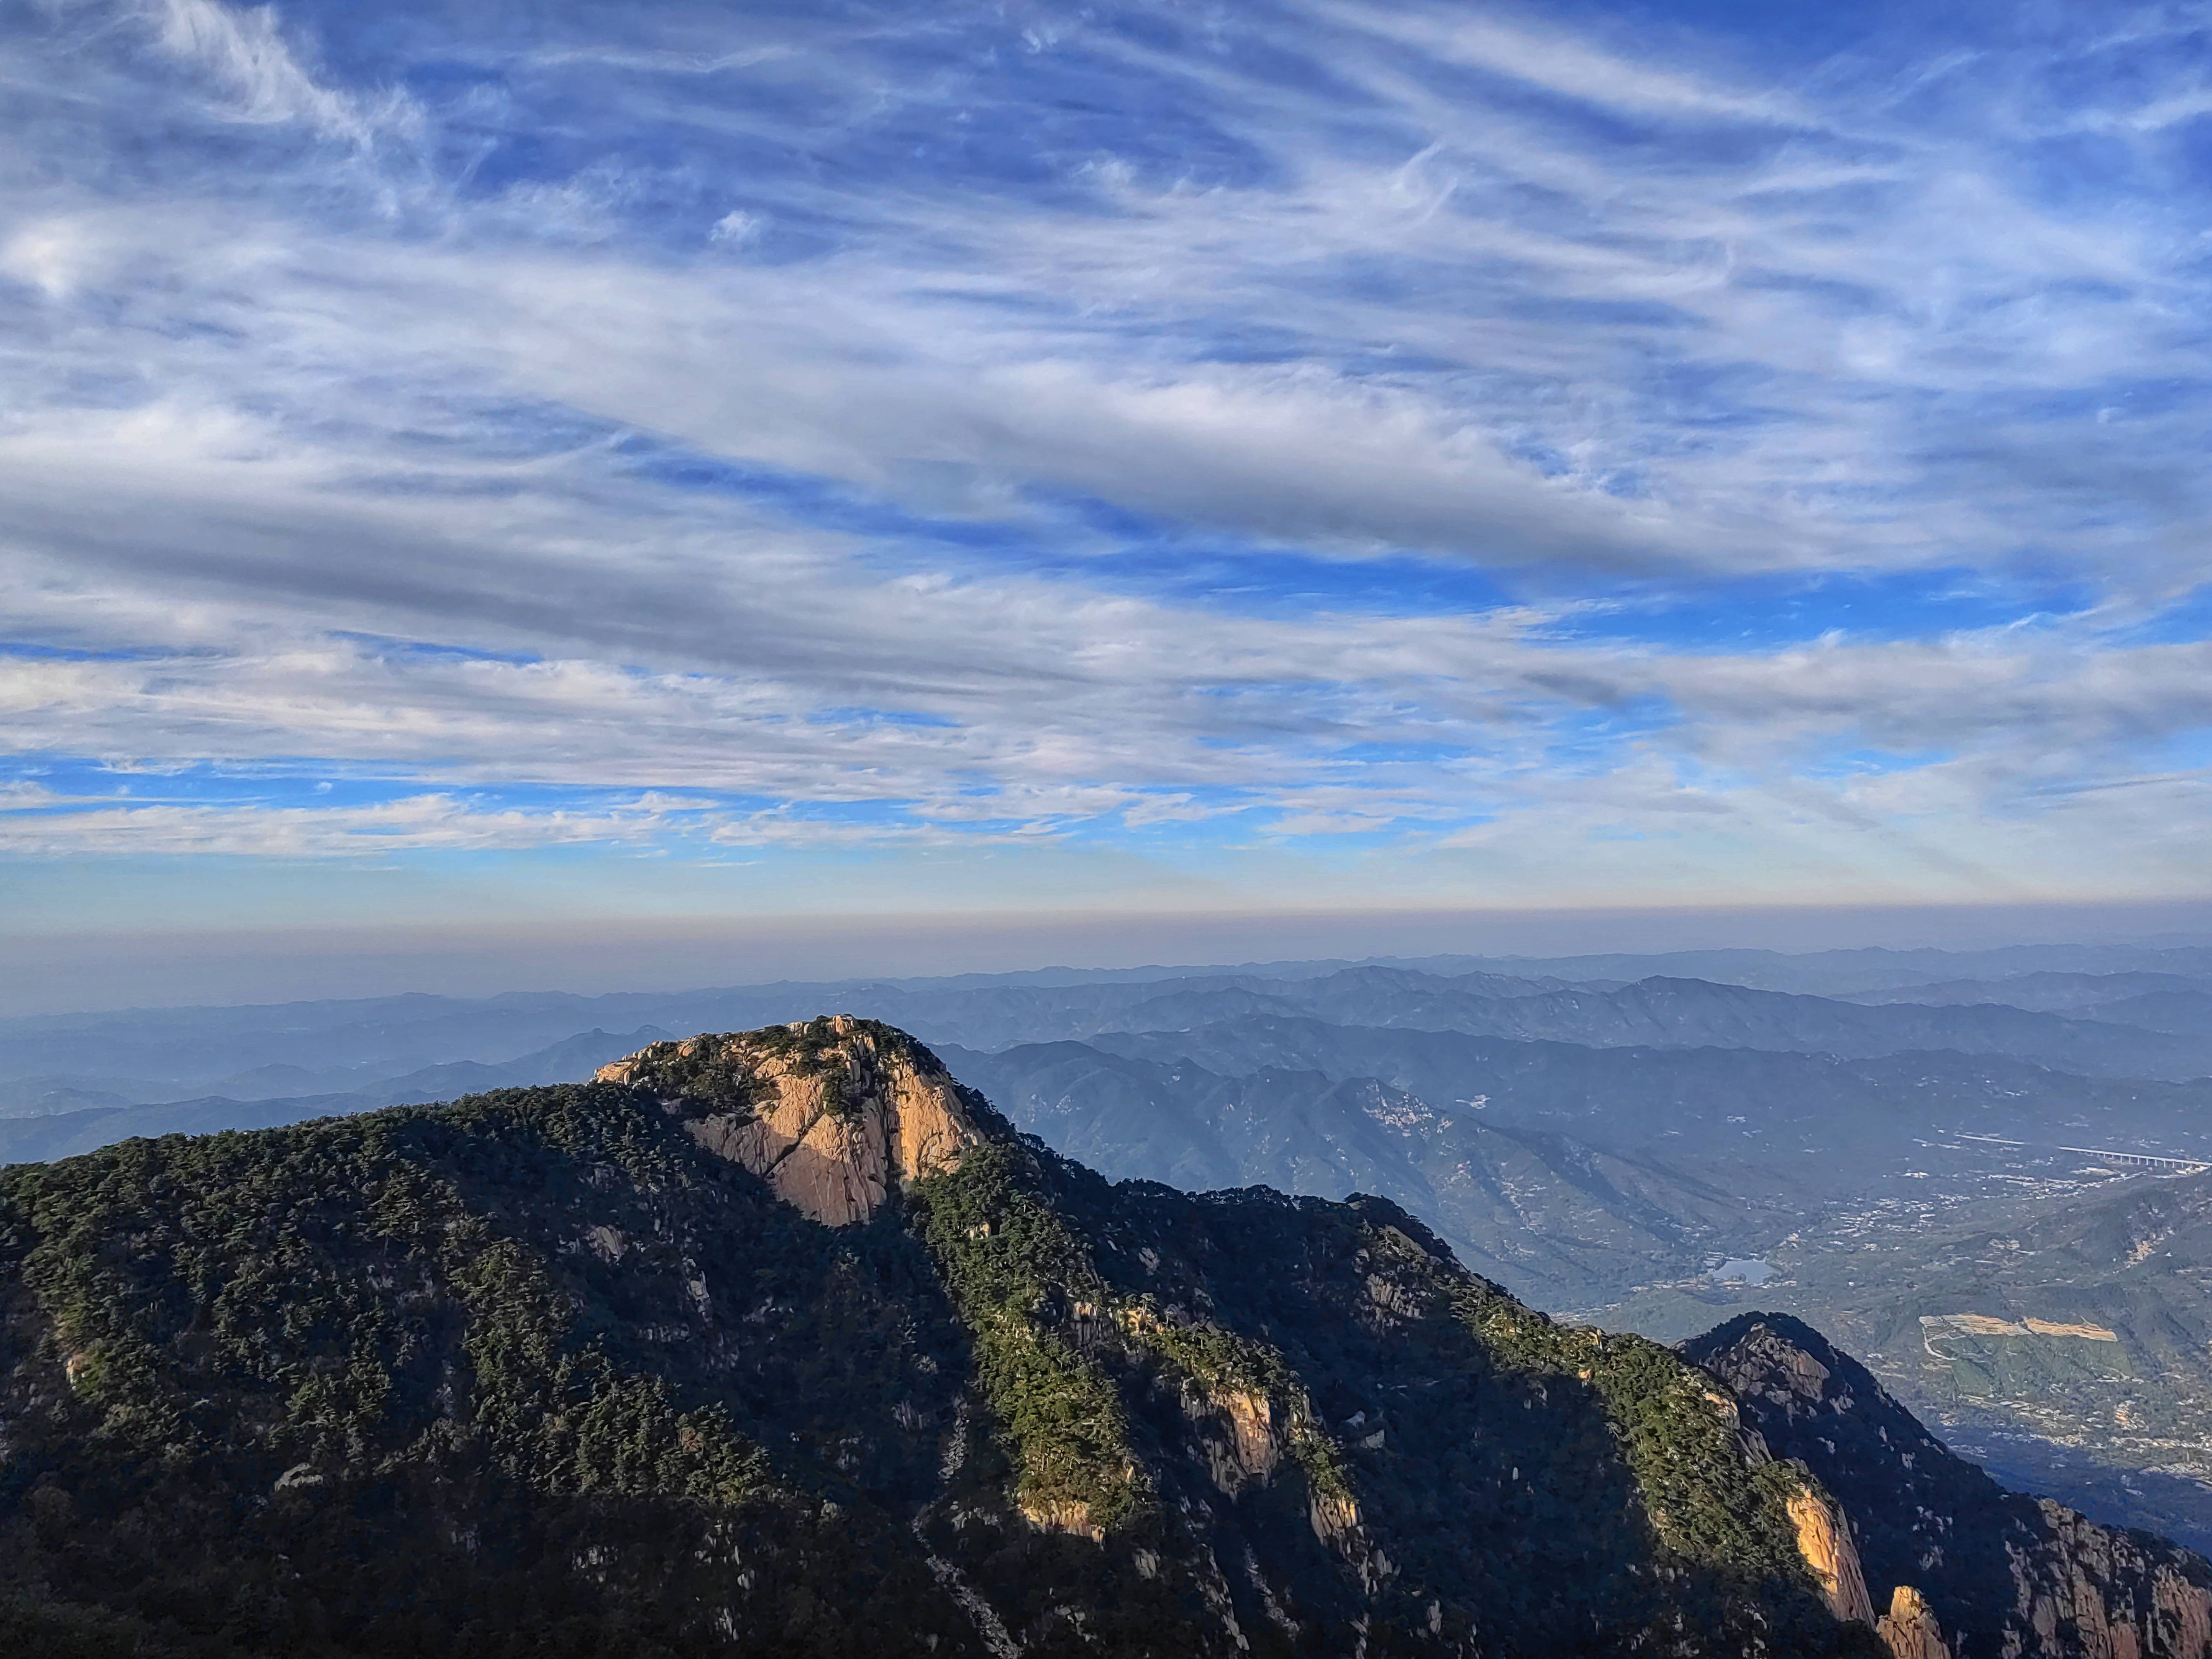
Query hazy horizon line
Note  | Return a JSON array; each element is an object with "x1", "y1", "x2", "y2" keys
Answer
[{"x1": 7, "y1": 896, "x2": 2211, "y2": 1020}]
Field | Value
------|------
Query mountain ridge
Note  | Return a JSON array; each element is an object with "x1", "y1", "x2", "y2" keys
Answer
[{"x1": 0, "y1": 1018, "x2": 2203, "y2": 1656}]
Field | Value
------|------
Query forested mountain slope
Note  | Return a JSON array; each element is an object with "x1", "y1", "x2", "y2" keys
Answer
[{"x1": 0, "y1": 1020, "x2": 2202, "y2": 1657}]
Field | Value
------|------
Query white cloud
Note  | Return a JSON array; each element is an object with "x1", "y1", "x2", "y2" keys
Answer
[
  {"x1": 144, "y1": 0, "x2": 412, "y2": 145},
  {"x1": 709, "y1": 209, "x2": 762, "y2": 246},
  {"x1": 0, "y1": 0, "x2": 2207, "y2": 908},
  {"x1": 1300, "y1": 2, "x2": 1811, "y2": 128},
  {"x1": 0, "y1": 217, "x2": 109, "y2": 300},
  {"x1": 0, "y1": 791, "x2": 692, "y2": 856}
]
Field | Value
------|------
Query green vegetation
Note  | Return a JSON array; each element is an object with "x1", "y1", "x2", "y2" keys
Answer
[
  {"x1": 0, "y1": 1080, "x2": 974, "y2": 1657},
  {"x1": 450, "y1": 1234, "x2": 766, "y2": 1507},
  {"x1": 910, "y1": 1141, "x2": 1143, "y2": 1529},
  {"x1": 0, "y1": 1023, "x2": 1963, "y2": 1656},
  {"x1": 0, "y1": 1590, "x2": 162, "y2": 1659},
  {"x1": 1121, "y1": 1303, "x2": 1353, "y2": 1513},
  {"x1": 611, "y1": 1036, "x2": 763, "y2": 1113},
  {"x1": 3, "y1": 1091, "x2": 769, "y2": 1514},
  {"x1": 1450, "y1": 1278, "x2": 1815, "y2": 1577},
  {"x1": 913, "y1": 1137, "x2": 1357, "y2": 1535},
  {"x1": 620, "y1": 1018, "x2": 922, "y2": 1123}
]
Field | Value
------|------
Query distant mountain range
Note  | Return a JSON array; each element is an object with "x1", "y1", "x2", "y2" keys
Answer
[
  {"x1": 8, "y1": 941, "x2": 2212, "y2": 1097},
  {"x1": 939, "y1": 1032, "x2": 2212, "y2": 1302},
  {"x1": 0, "y1": 1028, "x2": 675, "y2": 1161}
]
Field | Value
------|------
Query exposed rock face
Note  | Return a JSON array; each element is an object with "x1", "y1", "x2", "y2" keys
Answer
[
  {"x1": 2019, "y1": 1505, "x2": 2212, "y2": 1659},
  {"x1": 1218, "y1": 1387, "x2": 1278, "y2": 1482},
  {"x1": 1185, "y1": 1382, "x2": 1282, "y2": 1497},
  {"x1": 1016, "y1": 1494, "x2": 1106, "y2": 1542},
  {"x1": 596, "y1": 1016, "x2": 986, "y2": 1226},
  {"x1": 1789, "y1": 1483, "x2": 1878, "y2": 1625},
  {"x1": 1686, "y1": 1313, "x2": 2212, "y2": 1659},
  {"x1": 1307, "y1": 1488, "x2": 1360, "y2": 1544},
  {"x1": 1876, "y1": 1585, "x2": 1950, "y2": 1659}
]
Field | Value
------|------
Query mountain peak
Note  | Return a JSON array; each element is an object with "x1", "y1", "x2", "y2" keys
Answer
[
  {"x1": 595, "y1": 1016, "x2": 992, "y2": 1225},
  {"x1": 5, "y1": 1025, "x2": 2205, "y2": 1656}
]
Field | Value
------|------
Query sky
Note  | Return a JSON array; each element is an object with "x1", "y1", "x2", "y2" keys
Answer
[{"x1": 3, "y1": 0, "x2": 2212, "y2": 1006}]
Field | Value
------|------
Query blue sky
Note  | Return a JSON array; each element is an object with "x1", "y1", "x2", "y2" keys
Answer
[{"x1": 3, "y1": 0, "x2": 2211, "y2": 989}]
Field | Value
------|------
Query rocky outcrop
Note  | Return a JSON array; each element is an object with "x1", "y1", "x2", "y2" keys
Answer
[
  {"x1": 2011, "y1": 1503, "x2": 2212, "y2": 1659},
  {"x1": 1789, "y1": 1483, "x2": 1878, "y2": 1625},
  {"x1": 1686, "y1": 1313, "x2": 2212, "y2": 1659},
  {"x1": 1307, "y1": 1489, "x2": 1361, "y2": 1544},
  {"x1": 1876, "y1": 1585, "x2": 1950, "y2": 1659},
  {"x1": 597, "y1": 1016, "x2": 986, "y2": 1226},
  {"x1": 1186, "y1": 1381, "x2": 1281, "y2": 1496},
  {"x1": 1017, "y1": 1494, "x2": 1107, "y2": 1543},
  {"x1": 1217, "y1": 1387, "x2": 1277, "y2": 1482}
]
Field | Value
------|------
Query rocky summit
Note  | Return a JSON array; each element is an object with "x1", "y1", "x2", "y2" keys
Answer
[
  {"x1": 0, "y1": 1018, "x2": 2202, "y2": 1657},
  {"x1": 592, "y1": 1017, "x2": 987, "y2": 1226}
]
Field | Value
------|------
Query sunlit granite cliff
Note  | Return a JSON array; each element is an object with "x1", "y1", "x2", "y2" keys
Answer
[{"x1": 595, "y1": 1016, "x2": 985, "y2": 1225}]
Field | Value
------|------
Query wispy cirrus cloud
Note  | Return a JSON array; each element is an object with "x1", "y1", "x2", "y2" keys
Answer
[
  {"x1": 0, "y1": 788, "x2": 692, "y2": 857},
  {"x1": 1, "y1": 0, "x2": 2209, "y2": 927},
  {"x1": 142, "y1": 0, "x2": 416, "y2": 145}
]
